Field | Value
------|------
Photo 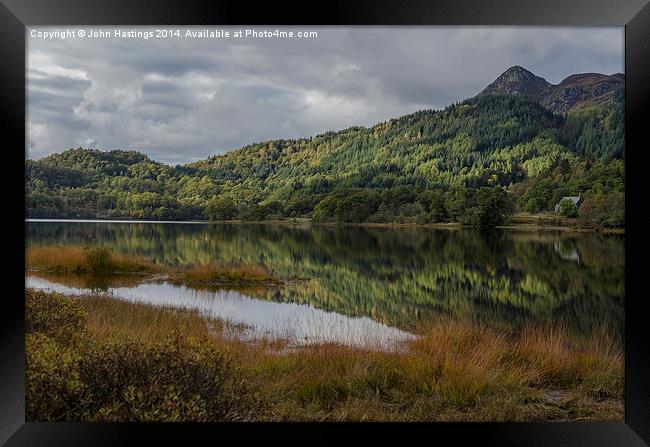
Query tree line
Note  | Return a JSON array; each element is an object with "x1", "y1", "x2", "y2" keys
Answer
[{"x1": 26, "y1": 90, "x2": 625, "y2": 229}]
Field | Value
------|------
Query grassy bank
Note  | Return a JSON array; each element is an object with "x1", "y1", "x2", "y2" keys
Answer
[
  {"x1": 26, "y1": 245, "x2": 286, "y2": 287},
  {"x1": 26, "y1": 289, "x2": 623, "y2": 422},
  {"x1": 507, "y1": 213, "x2": 625, "y2": 234},
  {"x1": 204, "y1": 216, "x2": 622, "y2": 233}
]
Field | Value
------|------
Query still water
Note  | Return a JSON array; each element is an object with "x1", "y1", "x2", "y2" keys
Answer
[
  {"x1": 26, "y1": 221, "x2": 624, "y2": 348},
  {"x1": 26, "y1": 276, "x2": 416, "y2": 350}
]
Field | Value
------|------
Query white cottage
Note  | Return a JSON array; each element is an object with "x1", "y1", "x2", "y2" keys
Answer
[{"x1": 554, "y1": 192, "x2": 583, "y2": 213}]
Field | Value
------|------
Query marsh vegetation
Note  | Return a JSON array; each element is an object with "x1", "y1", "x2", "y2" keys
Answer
[
  {"x1": 26, "y1": 289, "x2": 623, "y2": 421},
  {"x1": 26, "y1": 245, "x2": 287, "y2": 287}
]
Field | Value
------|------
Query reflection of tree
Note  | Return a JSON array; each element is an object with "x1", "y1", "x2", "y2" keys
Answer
[{"x1": 27, "y1": 223, "x2": 624, "y2": 336}]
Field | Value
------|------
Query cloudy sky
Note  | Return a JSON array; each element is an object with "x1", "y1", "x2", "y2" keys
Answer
[{"x1": 27, "y1": 26, "x2": 624, "y2": 165}]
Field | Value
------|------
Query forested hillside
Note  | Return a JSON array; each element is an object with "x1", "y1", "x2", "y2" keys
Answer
[{"x1": 26, "y1": 86, "x2": 625, "y2": 228}]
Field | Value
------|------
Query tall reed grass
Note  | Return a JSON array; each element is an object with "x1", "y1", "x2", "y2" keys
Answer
[{"x1": 26, "y1": 245, "x2": 160, "y2": 274}]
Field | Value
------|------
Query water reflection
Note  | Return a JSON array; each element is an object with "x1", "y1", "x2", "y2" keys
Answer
[
  {"x1": 554, "y1": 240, "x2": 581, "y2": 263},
  {"x1": 26, "y1": 275, "x2": 416, "y2": 351},
  {"x1": 26, "y1": 221, "x2": 625, "y2": 338}
]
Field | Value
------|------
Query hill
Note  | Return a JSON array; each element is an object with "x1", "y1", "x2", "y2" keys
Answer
[
  {"x1": 481, "y1": 66, "x2": 624, "y2": 113},
  {"x1": 26, "y1": 67, "x2": 625, "y2": 228}
]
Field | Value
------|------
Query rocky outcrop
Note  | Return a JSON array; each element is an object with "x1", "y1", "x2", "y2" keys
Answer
[
  {"x1": 480, "y1": 66, "x2": 624, "y2": 113},
  {"x1": 480, "y1": 66, "x2": 552, "y2": 102}
]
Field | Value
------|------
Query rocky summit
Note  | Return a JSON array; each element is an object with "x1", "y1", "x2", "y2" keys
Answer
[{"x1": 480, "y1": 66, "x2": 623, "y2": 113}]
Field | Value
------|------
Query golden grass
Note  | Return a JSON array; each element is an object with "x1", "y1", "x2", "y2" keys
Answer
[
  {"x1": 26, "y1": 245, "x2": 161, "y2": 275},
  {"x1": 171, "y1": 262, "x2": 283, "y2": 288},
  {"x1": 78, "y1": 296, "x2": 223, "y2": 344},
  {"x1": 63, "y1": 292, "x2": 623, "y2": 422},
  {"x1": 26, "y1": 245, "x2": 285, "y2": 287}
]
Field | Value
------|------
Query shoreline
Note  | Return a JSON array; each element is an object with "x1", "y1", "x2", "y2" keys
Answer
[
  {"x1": 27, "y1": 217, "x2": 625, "y2": 234},
  {"x1": 26, "y1": 288, "x2": 624, "y2": 422}
]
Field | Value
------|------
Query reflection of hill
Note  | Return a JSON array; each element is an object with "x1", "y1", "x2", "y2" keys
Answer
[{"x1": 27, "y1": 223, "x2": 624, "y2": 335}]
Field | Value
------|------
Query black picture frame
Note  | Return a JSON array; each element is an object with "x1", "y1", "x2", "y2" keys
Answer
[{"x1": 2, "y1": 0, "x2": 649, "y2": 445}]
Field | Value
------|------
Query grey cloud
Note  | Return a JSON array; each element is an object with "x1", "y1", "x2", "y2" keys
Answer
[{"x1": 27, "y1": 26, "x2": 623, "y2": 165}]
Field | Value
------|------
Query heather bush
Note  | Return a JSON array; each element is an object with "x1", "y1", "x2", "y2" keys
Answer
[
  {"x1": 82, "y1": 245, "x2": 112, "y2": 273},
  {"x1": 74, "y1": 337, "x2": 249, "y2": 421},
  {"x1": 25, "y1": 332, "x2": 85, "y2": 420},
  {"x1": 25, "y1": 289, "x2": 251, "y2": 421},
  {"x1": 25, "y1": 289, "x2": 86, "y2": 345}
]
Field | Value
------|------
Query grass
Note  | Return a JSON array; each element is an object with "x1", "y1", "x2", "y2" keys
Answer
[
  {"x1": 77, "y1": 295, "x2": 225, "y2": 344},
  {"x1": 26, "y1": 245, "x2": 160, "y2": 275},
  {"x1": 25, "y1": 288, "x2": 623, "y2": 422},
  {"x1": 26, "y1": 244, "x2": 287, "y2": 287},
  {"x1": 509, "y1": 213, "x2": 625, "y2": 234},
  {"x1": 171, "y1": 262, "x2": 284, "y2": 288}
]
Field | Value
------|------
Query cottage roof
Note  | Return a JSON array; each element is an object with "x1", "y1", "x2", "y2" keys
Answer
[{"x1": 559, "y1": 196, "x2": 581, "y2": 204}]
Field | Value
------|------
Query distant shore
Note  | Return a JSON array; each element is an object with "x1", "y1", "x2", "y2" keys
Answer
[{"x1": 26, "y1": 216, "x2": 624, "y2": 234}]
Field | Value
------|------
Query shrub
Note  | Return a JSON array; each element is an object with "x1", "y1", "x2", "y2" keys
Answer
[
  {"x1": 82, "y1": 245, "x2": 112, "y2": 273},
  {"x1": 74, "y1": 337, "x2": 248, "y2": 421},
  {"x1": 25, "y1": 289, "x2": 86, "y2": 345},
  {"x1": 26, "y1": 333, "x2": 86, "y2": 420},
  {"x1": 172, "y1": 263, "x2": 280, "y2": 287},
  {"x1": 27, "y1": 245, "x2": 160, "y2": 274},
  {"x1": 25, "y1": 289, "x2": 251, "y2": 422},
  {"x1": 559, "y1": 199, "x2": 578, "y2": 218},
  {"x1": 27, "y1": 336, "x2": 250, "y2": 421}
]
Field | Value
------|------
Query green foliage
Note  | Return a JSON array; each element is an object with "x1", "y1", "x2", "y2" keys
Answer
[
  {"x1": 313, "y1": 189, "x2": 380, "y2": 223},
  {"x1": 25, "y1": 290, "x2": 86, "y2": 346},
  {"x1": 238, "y1": 203, "x2": 272, "y2": 221},
  {"x1": 417, "y1": 190, "x2": 448, "y2": 222},
  {"x1": 82, "y1": 245, "x2": 112, "y2": 273},
  {"x1": 25, "y1": 93, "x2": 624, "y2": 228},
  {"x1": 206, "y1": 197, "x2": 237, "y2": 220},
  {"x1": 515, "y1": 159, "x2": 624, "y2": 216},
  {"x1": 559, "y1": 199, "x2": 578, "y2": 218},
  {"x1": 25, "y1": 289, "x2": 250, "y2": 422},
  {"x1": 578, "y1": 192, "x2": 625, "y2": 228},
  {"x1": 28, "y1": 222, "x2": 624, "y2": 336},
  {"x1": 557, "y1": 87, "x2": 625, "y2": 160},
  {"x1": 473, "y1": 187, "x2": 515, "y2": 229}
]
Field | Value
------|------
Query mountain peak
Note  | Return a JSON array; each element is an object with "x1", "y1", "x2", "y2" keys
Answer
[
  {"x1": 480, "y1": 66, "x2": 623, "y2": 113},
  {"x1": 481, "y1": 66, "x2": 551, "y2": 100},
  {"x1": 499, "y1": 65, "x2": 541, "y2": 81}
]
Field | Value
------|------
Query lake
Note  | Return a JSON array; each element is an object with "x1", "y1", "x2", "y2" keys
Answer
[{"x1": 26, "y1": 221, "x2": 624, "y2": 349}]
